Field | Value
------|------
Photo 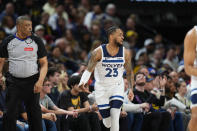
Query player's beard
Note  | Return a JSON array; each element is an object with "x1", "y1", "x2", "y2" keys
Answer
[{"x1": 115, "y1": 39, "x2": 122, "y2": 47}]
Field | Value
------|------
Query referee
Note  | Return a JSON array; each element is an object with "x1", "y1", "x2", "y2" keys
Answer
[{"x1": 0, "y1": 16, "x2": 48, "y2": 131}]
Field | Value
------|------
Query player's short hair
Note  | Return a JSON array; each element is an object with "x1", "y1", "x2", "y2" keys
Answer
[
  {"x1": 16, "y1": 15, "x2": 31, "y2": 25},
  {"x1": 106, "y1": 26, "x2": 120, "y2": 37},
  {"x1": 67, "y1": 75, "x2": 81, "y2": 88}
]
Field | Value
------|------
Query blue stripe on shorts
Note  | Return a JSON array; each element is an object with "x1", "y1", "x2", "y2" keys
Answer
[
  {"x1": 110, "y1": 100, "x2": 123, "y2": 109},
  {"x1": 191, "y1": 94, "x2": 197, "y2": 104}
]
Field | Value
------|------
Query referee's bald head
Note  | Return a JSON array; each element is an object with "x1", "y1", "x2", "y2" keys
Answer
[{"x1": 16, "y1": 15, "x2": 31, "y2": 25}]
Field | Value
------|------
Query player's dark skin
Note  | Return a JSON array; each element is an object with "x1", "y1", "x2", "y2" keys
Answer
[
  {"x1": 184, "y1": 27, "x2": 197, "y2": 131},
  {"x1": 79, "y1": 28, "x2": 134, "y2": 99}
]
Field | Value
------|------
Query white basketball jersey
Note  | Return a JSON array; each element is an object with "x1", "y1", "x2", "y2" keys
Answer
[
  {"x1": 94, "y1": 44, "x2": 125, "y2": 86},
  {"x1": 191, "y1": 26, "x2": 197, "y2": 88}
]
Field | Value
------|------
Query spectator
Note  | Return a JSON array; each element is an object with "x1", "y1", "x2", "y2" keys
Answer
[
  {"x1": 154, "y1": 33, "x2": 163, "y2": 45},
  {"x1": 71, "y1": 13, "x2": 89, "y2": 42},
  {"x1": 84, "y1": 3, "x2": 105, "y2": 30},
  {"x1": 122, "y1": 77, "x2": 149, "y2": 131},
  {"x1": 78, "y1": 0, "x2": 91, "y2": 14},
  {"x1": 135, "y1": 38, "x2": 155, "y2": 61},
  {"x1": 59, "y1": 75, "x2": 100, "y2": 131},
  {"x1": 43, "y1": 0, "x2": 57, "y2": 16},
  {"x1": 48, "y1": 46, "x2": 67, "y2": 65},
  {"x1": 125, "y1": 15, "x2": 137, "y2": 32},
  {"x1": 78, "y1": 30, "x2": 92, "y2": 52},
  {"x1": 1, "y1": 15, "x2": 16, "y2": 35},
  {"x1": 64, "y1": 29, "x2": 80, "y2": 53},
  {"x1": 124, "y1": 30, "x2": 138, "y2": 50},
  {"x1": 17, "y1": 0, "x2": 42, "y2": 25},
  {"x1": 177, "y1": 65, "x2": 190, "y2": 84},
  {"x1": 175, "y1": 81, "x2": 191, "y2": 131},
  {"x1": 175, "y1": 80, "x2": 191, "y2": 108},
  {"x1": 40, "y1": 12, "x2": 54, "y2": 36},
  {"x1": 54, "y1": 17, "x2": 67, "y2": 38},
  {"x1": 34, "y1": 25, "x2": 47, "y2": 45},
  {"x1": 153, "y1": 33, "x2": 165, "y2": 50},
  {"x1": 47, "y1": 67, "x2": 61, "y2": 105},
  {"x1": 133, "y1": 72, "x2": 171, "y2": 131},
  {"x1": 163, "y1": 76, "x2": 186, "y2": 131},
  {"x1": 169, "y1": 71, "x2": 179, "y2": 84},
  {"x1": 54, "y1": 38, "x2": 68, "y2": 54},
  {"x1": 0, "y1": 76, "x2": 29, "y2": 131},
  {"x1": 58, "y1": 70, "x2": 69, "y2": 93},
  {"x1": 163, "y1": 46, "x2": 179, "y2": 71},
  {"x1": 150, "y1": 48, "x2": 164, "y2": 69},
  {"x1": 139, "y1": 66, "x2": 149, "y2": 77},
  {"x1": 40, "y1": 78, "x2": 77, "y2": 131},
  {"x1": 90, "y1": 21, "x2": 105, "y2": 42},
  {"x1": 104, "y1": 3, "x2": 121, "y2": 26},
  {"x1": 135, "y1": 53, "x2": 151, "y2": 69},
  {"x1": 48, "y1": 3, "x2": 69, "y2": 31},
  {"x1": 0, "y1": 2, "x2": 18, "y2": 23}
]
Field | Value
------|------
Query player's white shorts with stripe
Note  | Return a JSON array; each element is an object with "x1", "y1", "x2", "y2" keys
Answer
[
  {"x1": 190, "y1": 76, "x2": 197, "y2": 108},
  {"x1": 94, "y1": 81, "x2": 124, "y2": 118}
]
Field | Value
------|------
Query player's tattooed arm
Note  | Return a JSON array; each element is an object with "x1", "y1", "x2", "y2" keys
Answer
[
  {"x1": 87, "y1": 48, "x2": 102, "y2": 72},
  {"x1": 124, "y1": 49, "x2": 133, "y2": 90}
]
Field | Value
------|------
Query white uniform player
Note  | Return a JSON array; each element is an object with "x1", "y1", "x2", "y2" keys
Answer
[
  {"x1": 94, "y1": 44, "x2": 125, "y2": 125},
  {"x1": 79, "y1": 26, "x2": 133, "y2": 131},
  {"x1": 184, "y1": 26, "x2": 197, "y2": 131},
  {"x1": 189, "y1": 27, "x2": 197, "y2": 108}
]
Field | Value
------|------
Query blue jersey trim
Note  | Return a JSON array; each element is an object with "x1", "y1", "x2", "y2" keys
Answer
[
  {"x1": 102, "y1": 60, "x2": 124, "y2": 63},
  {"x1": 101, "y1": 44, "x2": 123, "y2": 57}
]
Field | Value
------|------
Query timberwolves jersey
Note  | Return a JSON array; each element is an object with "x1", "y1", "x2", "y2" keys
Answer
[
  {"x1": 190, "y1": 26, "x2": 197, "y2": 107},
  {"x1": 191, "y1": 26, "x2": 197, "y2": 88},
  {"x1": 94, "y1": 44, "x2": 125, "y2": 86}
]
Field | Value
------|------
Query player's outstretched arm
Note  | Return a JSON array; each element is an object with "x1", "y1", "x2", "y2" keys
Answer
[
  {"x1": 184, "y1": 27, "x2": 197, "y2": 76},
  {"x1": 124, "y1": 49, "x2": 133, "y2": 91},
  {"x1": 79, "y1": 48, "x2": 101, "y2": 89}
]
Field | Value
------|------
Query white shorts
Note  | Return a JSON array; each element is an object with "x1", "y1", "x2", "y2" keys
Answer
[
  {"x1": 190, "y1": 77, "x2": 197, "y2": 108},
  {"x1": 94, "y1": 82, "x2": 124, "y2": 118}
]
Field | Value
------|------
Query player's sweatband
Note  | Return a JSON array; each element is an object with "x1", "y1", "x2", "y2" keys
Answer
[{"x1": 79, "y1": 70, "x2": 92, "y2": 85}]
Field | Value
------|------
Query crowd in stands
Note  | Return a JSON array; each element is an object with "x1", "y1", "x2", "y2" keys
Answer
[{"x1": 0, "y1": 0, "x2": 191, "y2": 131}]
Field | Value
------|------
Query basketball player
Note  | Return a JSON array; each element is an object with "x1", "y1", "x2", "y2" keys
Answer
[
  {"x1": 184, "y1": 26, "x2": 197, "y2": 131},
  {"x1": 79, "y1": 26, "x2": 133, "y2": 131}
]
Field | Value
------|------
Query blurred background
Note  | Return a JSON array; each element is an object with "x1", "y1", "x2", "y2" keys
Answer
[{"x1": 0, "y1": 1, "x2": 195, "y2": 131}]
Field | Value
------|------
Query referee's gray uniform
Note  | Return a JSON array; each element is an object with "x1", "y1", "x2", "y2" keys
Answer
[{"x1": 0, "y1": 34, "x2": 47, "y2": 131}]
